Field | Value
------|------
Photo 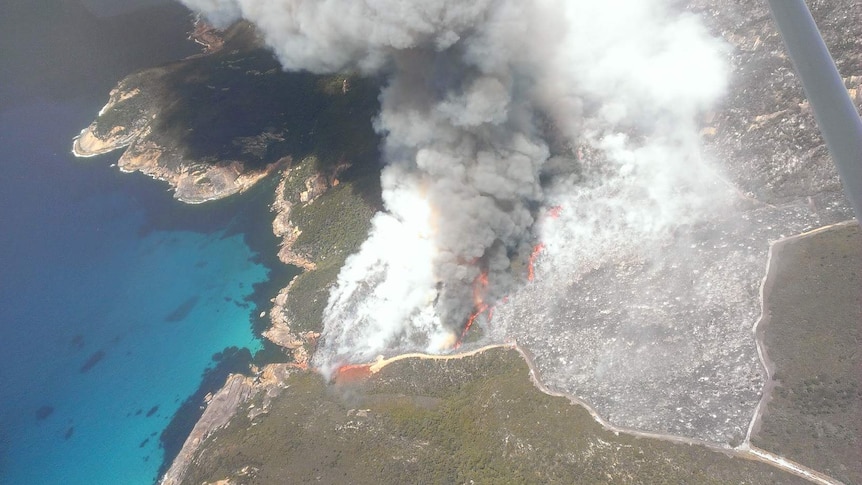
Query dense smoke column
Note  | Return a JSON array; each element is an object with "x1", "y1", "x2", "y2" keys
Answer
[
  {"x1": 178, "y1": 0, "x2": 556, "y2": 369},
  {"x1": 315, "y1": 27, "x2": 555, "y2": 369},
  {"x1": 180, "y1": 0, "x2": 731, "y2": 374}
]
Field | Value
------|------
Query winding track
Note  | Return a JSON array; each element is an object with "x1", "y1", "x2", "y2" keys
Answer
[
  {"x1": 353, "y1": 221, "x2": 860, "y2": 485},
  {"x1": 357, "y1": 339, "x2": 843, "y2": 484}
]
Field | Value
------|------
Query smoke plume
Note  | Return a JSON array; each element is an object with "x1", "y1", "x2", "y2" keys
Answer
[{"x1": 181, "y1": 0, "x2": 730, "y2": 375}]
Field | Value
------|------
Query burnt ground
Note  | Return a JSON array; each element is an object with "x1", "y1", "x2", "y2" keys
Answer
[{"x1": 491, "y1": 0, "x2": 859, "y2": 445}]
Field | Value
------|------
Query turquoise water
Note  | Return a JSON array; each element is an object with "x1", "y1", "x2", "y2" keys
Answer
[
  {"x1": 0, "y1": 100, "x2": 270, "y2": 484},
  {"x1": 0, "y1": 4, "x2": 294, "y2": 482}
]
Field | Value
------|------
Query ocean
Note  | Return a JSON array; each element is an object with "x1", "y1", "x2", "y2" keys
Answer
[{"x1": 0, "y1": 2, "x2": 291, "y2": 483}]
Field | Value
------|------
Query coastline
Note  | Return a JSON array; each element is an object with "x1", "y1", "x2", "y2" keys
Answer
[
  {"x1": 151, "y1": 174, "x2": 854, "y2": 485},
  {"x1": 62, "y1": 3, "x2": 860, "y2": 481},
  {"x1": 159, "y1": 363, "x2": 300, "y2": 485},
  {"x1": 72, "y1": 123, "x2": 287, "y2": 205},
  {"x1": 71, "y1": 128, "x2": 129, "y2": 158},
  {"x1": 160, "y1": 333, "x2": 845, "y2": 485},
  {"x1": 191, "y1": 221, "x2": 856, "y2": 485}
]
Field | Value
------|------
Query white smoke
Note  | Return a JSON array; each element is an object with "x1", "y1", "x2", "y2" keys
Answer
[{"x1": 180, "y1": 0, "x2": 731, "y2": 375}]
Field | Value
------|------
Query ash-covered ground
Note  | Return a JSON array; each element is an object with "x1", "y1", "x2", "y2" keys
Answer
[
  {"x1": 169, "y1": 0, "x2": 860, "y2": 449},
  {"x1": 491, "y1": 0, "x2": 859, "y2": 445}
]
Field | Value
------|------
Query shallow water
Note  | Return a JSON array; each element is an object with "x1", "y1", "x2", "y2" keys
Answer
[
  {"x1": 0, "y1": 98, "x2": 270, "y2": 484},
  {"x1": 0, "y1": 3, "x2": 300, "y2": 482}
]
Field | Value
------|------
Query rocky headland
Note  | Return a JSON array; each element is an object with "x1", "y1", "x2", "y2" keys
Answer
[
  {"x1": 73, "y1": 16, "x2": 382, "y2": 479},
  {"x1": 71, "y1": 4, "x2": 861, "y2": 484},
  {"x1": 159, "y1": 363, "x2": 300, "y2": 485},
  {"x1": 71, "y1": 22, "x2": 283, "y2": 203},
  {"x1": 72, "y1": 20, "x2": 377, "y2": 204}
]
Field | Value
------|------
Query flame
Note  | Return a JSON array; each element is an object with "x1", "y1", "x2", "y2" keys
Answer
[
  {"x1": 474, "y1": 271, "x2": 489, "y2": 305},
  {"x1": 456, "y1": 304, "x2": 489, "y2": 349},
  {"x1": 334, "y1": 363, "x2": 373, "y2": 383},
  {"x1": 456, "y1": 270, "x2": 493, "y2": 348},
  {"x1": 547, "y1": 205, "x2": 563, "y2": 218},
  {"x1": 527, "y1": 242, "x2": 545, "y2": 282}
]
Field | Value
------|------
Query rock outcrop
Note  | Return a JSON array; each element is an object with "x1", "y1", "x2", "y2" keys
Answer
[
  {"x1": 71, "y1": 21, "x2": 367, "y2": 204},
  {"x1": 264, "y1": 158, "x2": 352, "y2": 366},
  {"x1": 71, "y1": 22, "x2": 294, "y2": 203},
  {"x1": 159, "y1": 363, "x2": 299, "y2": 485}
]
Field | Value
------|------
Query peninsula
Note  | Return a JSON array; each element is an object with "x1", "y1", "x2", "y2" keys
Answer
[{"x1": 72, "y1": 2, "x2": 861, "y2": 484}]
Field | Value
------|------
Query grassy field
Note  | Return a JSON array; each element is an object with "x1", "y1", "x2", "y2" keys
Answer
[
  {"x1": 751, "y1": 222, "x2": 861, "y2": 484},
  {"x1": 181, "y1": 349, "x2": 808, "y2": 485}
]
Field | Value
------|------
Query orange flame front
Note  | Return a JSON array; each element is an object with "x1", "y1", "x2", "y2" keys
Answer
[
  {"x1": 334, "y1": 363, "x2": 373, "y2": 383},
  {"x1": 527, "y1": 243, "x2": 545, "y2": 282},
  {"x1": 456, "y1": 270, "x2": 492, "y2": 348}
]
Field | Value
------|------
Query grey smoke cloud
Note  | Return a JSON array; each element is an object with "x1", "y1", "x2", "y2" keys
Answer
[
  {"x1": 180, "y1": 0, "x2": 731, "y2": 374},
  {"x1": 181, "y1": 0, "x2": 494, "y2": 72}
]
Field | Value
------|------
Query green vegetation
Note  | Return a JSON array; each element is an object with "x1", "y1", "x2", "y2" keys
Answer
[
  {"x1": 751, "y1": 222, "x2": 861, "y2": 484},
  {"x1": 182, "y1": 349, "x2": 807, "y2": 485},
  {"x1": 272, "y1": 142, "x2": 380, "y2": 334},
  {"x1": 283, "y1": 174, "x2": 378, "y2": 333},
  {"x1": 91, "y1": 20, "x2": 384, "y2": 341},
  {"x1": 90, "y1": 68, "x2": 166, "y2": 141},
  {"x1": 282, "y1": 260, "x2": 344, "y2": 335},
  {"x1": 92, "y1": 20, "x2": 381, "y2": 175},
  {"x1": 291, "y1": 176, "x2": 378, "y2": 264}
]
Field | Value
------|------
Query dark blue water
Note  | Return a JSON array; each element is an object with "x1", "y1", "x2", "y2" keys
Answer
[
  {"x1": 0, "y1": 99, "x2": 269, "y2": 485},
  {"x1": 0, "y1": 3, "x2": 284, "y2": 483}
]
